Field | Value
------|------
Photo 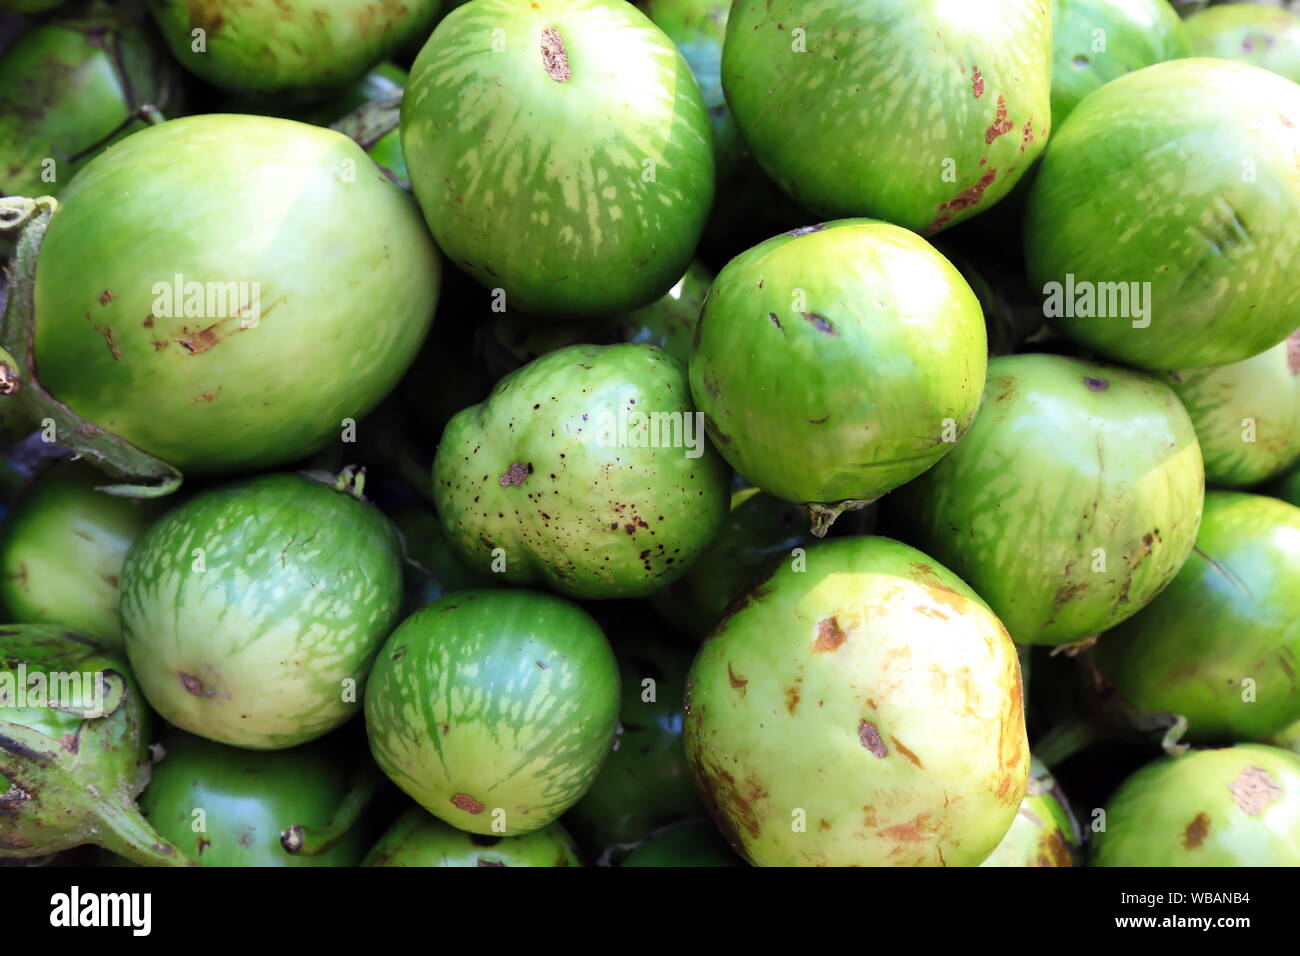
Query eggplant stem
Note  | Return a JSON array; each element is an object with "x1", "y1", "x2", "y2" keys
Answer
[{"x1": 280, "y1": 767, "x2": 382, "y2": 857}]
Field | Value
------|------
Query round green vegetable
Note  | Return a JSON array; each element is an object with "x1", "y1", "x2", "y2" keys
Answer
[
  {"x1": 32, "y1": 114, "x2": 440, "y2": 474},
  {"x1": 685, "y1": 536, "x2": 1028, "y2": 866},
  {"x1": 1160, "y1": 332, "x2": 1300, "y2": 487},
  {"x1": 564, "y1": 621, "x2": 701, "y2": 850},
  {"x1": 364, "y1": 808, "x2": 581, "y2": 867},
  {"x1": 689, "y1": 220, "x2": 986, "y2": 534},
  {"x1": 0, "y1": 460, "x2": 163, "y2": 647},
  {"x1": 434, "y1": 343, "x2": 730, "y2": 599},
  {"x1": 637, "y1": 0, "x2": 742, "y2": 181},
  {"x1": 120, "y1": 472, "x2": 404, "y2": 750},
  {"x1": 365, "y1": 590, "x2": 620, "y2": 836},
  {"x1": 721, "y1": 0, "x2": 1052, "y2": 233},
  {"x1": 1095, "y1": 492, "x2": 1300, "y2": 742},
  {"x1": 1050, "y1": 0, "x2": 1190, "y2": 125},
  {"x1": 620, "y1": 819, "x2": 742, "y2": 867},
  {"x1": 0, "y1": 626, "x2": 191, "y2": 866},
  {"x1": 1025, "y1": 58, "x2": 1300, "y2": 370},
  {"x1": 649, "y1": 485, "x2": 814, "y2": 639},
  {"x1": 1185, "y1": 3, "x2": 1300, "y2": 82},
  {"x1": 979, "y1": 758, "x2": 1080, "y2": 867},
  {"x1": 0, "y1": 4, "x2": 183, "y2": 197},
  {"x1": 132, "y1": 731, "x2": 366, "y2": 867},
  {"x1": 899, "y1": 354, "x2": 1205, "y2": 646},
  {"x1": 401, "y1": 0, "x2": 714, "y2": 318},
  {"x1": 1092, "y1": 745, "x2": 1300, "y2": 866},
  {"x1": 147, "y1": 0, "x2": 441, "y2": 101}
]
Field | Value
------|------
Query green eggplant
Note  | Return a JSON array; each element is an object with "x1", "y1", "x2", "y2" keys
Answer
[
  {"x1": 364, "y1": 808, "x2": 581, "y2": 867},
  {"x1": 0, "y1": 625, "x2": 192, "y2": 865}
]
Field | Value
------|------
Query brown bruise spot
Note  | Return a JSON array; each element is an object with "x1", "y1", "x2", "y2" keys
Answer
[
  {"x1": 451, "y1": 793, "x2": 486, "y2": 814},
  {"x1": 191, "y1": 391, "x2": 219, "y2": 404},
  {"x1": 768, "y1": 312, "x2": 783, "y2": 332},
  {"x1": 701, "y1": 765, "x2": 767, "y2": 841},
  {"x1": 814, "y1": 616, "x2": 846, "y2": 652},
  {"x1": 727, "y1": 661, "x2": 748, "y2": 695},
  {"x1": 499, "y1": 461, "x2": 530, "y2": 487},
  {"x1": 891, "y1": 737, "x2": 924, "y2": 769},
  {"x1": 1037, "y1": 830, "x2": 1074, "y2": 867},
  {"x1": 1083, "y1": 376, "x2": 1110, "y2": 392},
  {"x1": 1020, "y1": 119, "x2": 1035, "y2": 152},
  {"x1": 1229, "y1": 765, "x2": 1282, "y2": 815},
  {"x1": 179, "y1": 673, "x2": 215, "y2": 698},
  {"x1": 476, "y1": 859, "x2": 506, "y2": 867},
  {"x1": 1052, "y1": 581, "x2": 1087, "y2": 610},
  {"x1": 102, "y1": 327, "x2": 121, "y2": 361},
  {"x1": 880, "y1": 813, "x2": 931, "y2": 843},
  {"x1": 99, "y1": 289, "x2": 114, "y2": 306},
  {"x1": 926, "y1": 170, "x2": 997, "y2": 233},
  {"x1": 971, "y1": 65, "x2": 984, "y2": 99},
  {"x1": 1182, "y1": 812, "x2": 1211, "y2": 849},
  {"x1": 143, "y1": 314, "x2": 154, "y2": 328},
  {"x1": 985, "y1": 95, "x2": 1014, "y2": 144},
  {"x1": 785, "y1": 680, "x2": 801, "y2": 715},
  {"x1": 802, "y1": 312, "x2": 837, "y2": 336},
  {"x1": 540, "y1": 27, "x2": 570, "y2": 82},
  {"x1": 859, "y1": 720, "x2": 888, "y2": 758}
]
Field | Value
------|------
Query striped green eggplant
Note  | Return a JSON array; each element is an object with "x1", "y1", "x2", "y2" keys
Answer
[
  {"x1": 401, "y1": 0, "x2": 714, "y2": 318},
  {"x1": 119, "y1": 472, "x2": 405, "y2": 750},
  {"x1": 364, "y1": 590, "x2": 620, "y2": 836}
]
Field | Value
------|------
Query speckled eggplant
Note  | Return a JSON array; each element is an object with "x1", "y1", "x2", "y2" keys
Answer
[
  {"x1": 685, "y1": 536, "x2": 1028, "y2": 867},
  {"x1": 722, "y1": 0, "x2": 1052, "y2": 233},
  {"x1": 1095, "y1": 492, "x2": 1300, "y2": 742},
  {"x1": 119, "y1": 473, "x2": 404, "y2": 750},
  {"x1": 433, "y1": 343, "x2": 730, "y2": 600},
  {"x1": 364, "y1": 590, "x2": 620, "y2": 836},
  {"x1": 899, "y1": 353, "x2": 1205, "y2": 646},
  {"x1": 1092, "y1": 745, "x2": 1300, "y2": 866}
]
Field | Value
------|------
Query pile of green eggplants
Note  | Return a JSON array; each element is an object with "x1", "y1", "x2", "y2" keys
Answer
[{"x1": 1, "y1": 0, "x2": 1299, "y2": 870}]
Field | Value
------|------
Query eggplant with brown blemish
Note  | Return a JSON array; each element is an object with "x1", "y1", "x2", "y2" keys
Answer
[
  {"x1": 364, "y1": 590, "x2": 620, "y2": 837},
  {"x1": 721, "y1": 0, "x2": 1052, "y2": 234},
  {"x1": 684, "y1": 535, "x2": 1029, "y2": 867},
  {"x1": 980, "y1": 757, "x2": 1081, "y2": 867},
  {"x1": 689, "y1": 219, "x2": 987, "y2": 536},
  {"x1": 1092, "y1": 744, "x2": 1300, "y2": 865},
  {"x1": 1095, "y1": 492, "x2": 1300, "y2": 743},
  {"x1": 1184, "y1": 2, "x2": 1300, "y2": 82},
  {"x1": 1049, "y1": 0, "x2": 1189, "y2": 125},
  {"x1": 433, "y1": 342, "x2": 730, "y2": 600},
  {"x1": 147, "y1": 0, "x2": 440, "y2": 102},
  {"x1": 19, "y1": 113, "x2": 440, "y2": 477},
  {"x1": 400, "y1": 0, "x2": 715, "y2": 319},
  {"x1": 898, "y1": 353, "x2": 1205, "y2": 646}
]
